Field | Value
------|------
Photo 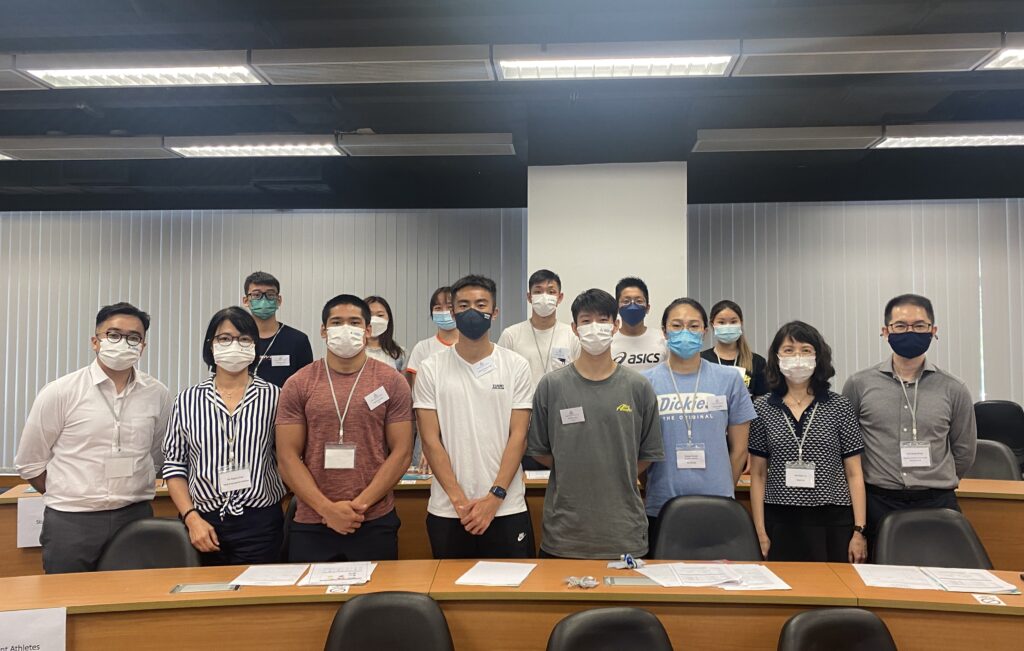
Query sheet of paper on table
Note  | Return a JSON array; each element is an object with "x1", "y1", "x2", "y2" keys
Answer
[
  {"x1": 636, "y1": 563, "x2": 742, "y2": 588},
  {"x1": 454, "y1": 561, "x2": 538, "y2": 587},
  {"x1": 921, "y1": 567, "x2": 1020, "y2": 595},
  {"x1": 852, "y1": 564, "x2": 940, "y2": 590},
  {"x1": 230, "y1": 564, "x2": 310, "y2": 586},
  {"x1": 298, "y1": 562, "x2": 377, "y2": 586},
  {"x1": 719, "y1": 564, "x2": 792, "y2": 591},
  {"x1": 524, "y1": 470, "x2": 550, "y2": 480}
]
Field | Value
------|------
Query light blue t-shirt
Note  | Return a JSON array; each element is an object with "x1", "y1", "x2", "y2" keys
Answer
[{"x1": 642, "y1": 359, "x2": 757, "y2": 516}]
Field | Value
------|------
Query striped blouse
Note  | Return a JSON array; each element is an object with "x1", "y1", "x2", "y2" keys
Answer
[{"x1": 163, "y1": 376, "x2": 286, "y2": 518}]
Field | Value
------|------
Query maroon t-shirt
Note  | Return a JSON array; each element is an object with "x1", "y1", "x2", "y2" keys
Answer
[{"x1": 277, "y1": 357, "x2": 413, "y2": 524}]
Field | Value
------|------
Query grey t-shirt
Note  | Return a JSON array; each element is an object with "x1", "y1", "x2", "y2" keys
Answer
[{"x1": 527, "y1": 364, "x2": 665, "y2": 559}]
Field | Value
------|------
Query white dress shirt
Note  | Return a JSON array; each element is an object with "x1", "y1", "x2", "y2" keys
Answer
[{"x1": 15, "y1": 360, "x2": 172, "y2": 512}]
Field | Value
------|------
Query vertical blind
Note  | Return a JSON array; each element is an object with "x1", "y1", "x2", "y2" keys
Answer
[
  {"x1": 0, "y1": 208, "x2": 526, "y2": 473},
  {"x1": 688, "y1": 199, "x2": 1024, "y2": 403}
]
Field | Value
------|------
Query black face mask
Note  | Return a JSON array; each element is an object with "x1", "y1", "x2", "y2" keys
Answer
[
  {"x1": 454, "y1": 309, "x2": 493, "y2": 340},
  {"x1": 888, "y1": 332, "x2": 933, "y2": 359}
]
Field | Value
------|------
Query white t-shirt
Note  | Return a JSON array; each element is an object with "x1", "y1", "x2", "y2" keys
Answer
[
  {"x1": 366, "y1": 345, "x2": 406, "y2": 372},
  {"x1": 412, "y1": 345, "x2": 534, "y2": 518},
  {"x1": 497, "y1": 319, "x2": 581, "y2": 387},
  {"x1": 611, "y1": 327, "x2": 668, "y2": 371},
  {"x1": 406, "y1": 334, "x2": 455, "y2": 374}
]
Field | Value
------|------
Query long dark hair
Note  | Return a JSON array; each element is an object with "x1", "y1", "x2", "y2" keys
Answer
[
  {"x1": 765, "y1": 320, "x2": 835, "y2": 397},
  {"x1": 365, "y1": 295, "x2": 403, "y2": 361},
  {"x1": 203, "y1": 306, "x2": 259, "y2": 374}
]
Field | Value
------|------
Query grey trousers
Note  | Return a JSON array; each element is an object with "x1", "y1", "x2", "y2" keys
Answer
[{"x1": 41, "y1": 501, "x2": 153, "y2": 574}]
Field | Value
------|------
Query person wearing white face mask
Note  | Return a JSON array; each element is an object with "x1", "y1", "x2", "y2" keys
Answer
[
  {"x1": 748, "y1": 321, "x2": 868, "y2": 564},
  {"x1": 15, "y1": 302, "x2": 172, "y2": 574},
  {"x1": 275, "y1": 294, "x2": 414, "y2": 563},
  {"x1": 364, "y1": 295, "x2": 407, "y2": 372},
  {"x1": 163, "y1": 307, "x2": 286, "y2": 565},
  {"x1": 527, "y1": 289, "x2": 665, "y2": 559}
]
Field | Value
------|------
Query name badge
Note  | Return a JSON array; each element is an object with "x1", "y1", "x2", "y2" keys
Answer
[
  {"x1": 364, "y1": 386, "x2": 390, "y2": 410},
  {"x1": 218, "y1": 465, "x2": 252, "y2": 493},
  {"x1": 551, "y1": 347, "x2": 570, "y2": 366},
  {"x1": 324, "y1": 443, "x2": 357, "y2": 470},
  {"x1": 560, "y1": 407, "x2": 585, "y2": 425},
  {"x1": 271, "y1": 355, "x2": 291, "y2": 367},
  {"x1": 472, "y1": 357, "x2": 495, "y2": 378},
  {"x1": 707, "y1": 395, "x2": 728, "y2": 411},
  {"x1": 105, "y1": 454, "x2": 135, "y2": 479},
  {"x1": 676, "y1": 444, "x2": 706, "y2": 469},
  {"x1": 900, "y1": 441, "x2": 932, "y2": 468},
  {"x1": 729, "y1": 366, "x2": 747, "y2": 379},
  {"x1": 785, "y1": 460, "x2": 816, "y2": 488}
]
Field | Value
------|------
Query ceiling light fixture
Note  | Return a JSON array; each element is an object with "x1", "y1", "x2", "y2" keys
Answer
[
  {"x1": 875, "y1": 122, "x2": 1024, "y2": 148},
  {"x1": 17, "y1": 50, "x2": 263, "y2": 88},
  {"x1": 494, "y1": 41, "x2": 738, "y2": 80},
  {"x1": 164, "y1": 135, "x2": 342, "y2": 157}
]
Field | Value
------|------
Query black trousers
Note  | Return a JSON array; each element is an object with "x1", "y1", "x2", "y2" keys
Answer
[
  {"x1": 763, "y1": 504, "x2": 854, "y2": 563},
  {"x1": 426, "y1": 511, "x2": 535, "y2": 559},
  {"x1": 288, "y1": 509, "x2": 400, "y2": 563},
  {"x1": 865, "y1": 484, "x2": 959, "y2": 555},
  {"x1": 198, "y1": 504, "x2": 284, "y2": 566}
]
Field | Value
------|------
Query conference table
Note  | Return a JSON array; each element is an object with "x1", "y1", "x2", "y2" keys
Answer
[
  {"x1": 2, "y1": 477, "x2": 1022, "y2": 578},
  {"x1": 0, "y1": 560, "x2": 1021, "y2": 650}
]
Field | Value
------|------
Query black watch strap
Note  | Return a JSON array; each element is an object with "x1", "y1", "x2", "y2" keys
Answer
[
  {"x1": 853, "y1": 525, "x2": 867, "y2": 535},
  {"x1": 489, "y1": 485, "x2": 507, "y2": 500},
  {"x1": 180, "y1": 507, "x2": 199, "y2": 523}
]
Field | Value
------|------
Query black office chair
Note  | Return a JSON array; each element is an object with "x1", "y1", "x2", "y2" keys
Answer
[
  {"x1": 323, "y1": 592, "x2": 454, "y2": 651},
  {"x1": 280, "y1": 495, "x2": 298, "y2": 561},
  {"x1": 965, "y1": 440, "x2": 1023, "y2": 481},
  {"x1": 873, "y1": 508, "x2": 992, "y2": 569},
  {"x1": 652, "y1": 495, "x2": 762, "y2": 561},
  {"x1": 776, "y1": 608, "x2": 897, "y2": 651},
  {"x1": 974, "y1": 400, "x2": 1024, "y2": 471},
  {"x1": 546, "y1": 607, "x2": 673, "y2": 651},
  {"x1": 96, "y1": 518, "x2": 200, "y2": 571}
]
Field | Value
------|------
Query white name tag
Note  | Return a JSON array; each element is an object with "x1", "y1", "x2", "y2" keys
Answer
[
  {"x1": 707, "y1": 395, "x2": 728, "y2": 411},
  {"x1": 364, "y1": 386, "x2": 390, "y2": 410},
  {"x1": 472, "y1": 357, "x2": 495, "y2": 378},
  {"x1": 676, "y1": 446, "x2": 706, "y2": 469},
  {"x1": 551, "y1": 347, "x2": 570, "y2": 365},
  {"x1": 560, "y1": 407, "x2": 585, "y2": 425},
  {"x1": 785, "y1": 460, "x2": 816, "y2": 488},
  {"x1": 104, "y1": 454, "x2": 135, "y2": 479},
  {"x1": 900, "y1": 441, "x2": 932, "y2": 468},
  {"x1": 730, "y1": 365, "x2": 747, "y2": 379},
  {"x1": 324, "y1": 443, "x2": 356, "y2": 470},
  {"x1": 270, "y1": 355, "x2": 291, "y2": 367},
  {"x1": 218, "y1": 466, "x2": 252, "y2": 493}
]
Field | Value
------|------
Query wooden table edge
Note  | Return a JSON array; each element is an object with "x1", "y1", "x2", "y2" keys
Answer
[{"x1": 428, "y1": 589, "x2": 856, "y2": 606}]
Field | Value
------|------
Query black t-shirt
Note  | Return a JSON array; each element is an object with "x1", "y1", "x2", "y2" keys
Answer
[
  {"x1": 701, "y1": 348, "x2": 769, "y2": 397},
  {"x1": 254, "y1": 323, "x2": 314, "y2": 388}
]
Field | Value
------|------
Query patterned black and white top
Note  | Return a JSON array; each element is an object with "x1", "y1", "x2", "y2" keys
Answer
[{"x1": 749, "y1": 391, "x2": 864, "y2": 507}]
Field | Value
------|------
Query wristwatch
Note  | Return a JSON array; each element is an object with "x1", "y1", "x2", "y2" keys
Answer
[
  {"x1": 489, "y1": 485, "x2": 507, "y2": 500},
  {"x1": 853, "y1": 525, "x2": 867, "y2": 536}
]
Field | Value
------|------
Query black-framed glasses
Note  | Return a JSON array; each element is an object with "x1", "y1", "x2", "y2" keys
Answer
[
  {"x1": 211, "y1": 334, "x2": 255, "y2": 347},
  {"x1": 888, "y1": 322, "x2": 933, "y2": 334},
  {"x1": 98, "y1": 330, "x2": 143, "y2": 347},
  {"x1": 246, "y1": 291, "x2": 279, "y2": 301},
  {"x1": 619, "y1": 298, "x2": 648, "y2": 307}
]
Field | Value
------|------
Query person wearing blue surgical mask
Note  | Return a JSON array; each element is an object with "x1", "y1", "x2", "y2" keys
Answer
[
  {"x1": 701, "y1": 300, "x2": 768, "y2": 397},
  {"x1": 611, "y1": 276, "x2": 668, "y2": 372},
  {"x1": 405, "y1": 286, "x2": 459, "y2": 390}
]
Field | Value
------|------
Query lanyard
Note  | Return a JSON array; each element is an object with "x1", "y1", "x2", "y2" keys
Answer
[
  {"x1": 324, "y1": 358, "x2": 367, "y2": 443},
  {"x1": 95, "y1": 377, "x2": 133, "y2": 452},
  {"x1": 215, "y1": 377, "x2": 251, "y2": 464},
  {"x1": 784, "y1": 401, "x2": 820, "y2": 462},
  {"x1": 667, "y1": 359, "x2": 702, "y2": 445},
  {"x1": 896, "y1": 373, "x2": 920, "y2": 441},
  {"x1": 530, "y1": 324, "x2": 556, "y2": 373},
  {"x1": 253, "y1": 324, "x2": 283, "y2": 373}
]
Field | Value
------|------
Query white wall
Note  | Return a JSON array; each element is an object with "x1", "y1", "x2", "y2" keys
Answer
[{"x1": 527, "y1": 162, "x2": 687, "y2": 320}]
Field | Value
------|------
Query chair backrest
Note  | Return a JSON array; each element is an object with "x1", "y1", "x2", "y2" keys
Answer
[
  {"x1": 323, "y1": 592, "x2": 454, "y2": 651},
  {"x1": 776, "y1": 608, "x2": 897, "y2": 651},
  {"x1": 96, "y1": 518, "x2": 201, "y2": 571},
  {"x1": 965, "y1": 439, "x2": 1022, "y2": 480},
  {"x1": 546, "y1": 607, "x2": 673, "y2": 651},
  {"x1": 873, "y1": 508, "x2": 992, "y2": 569},
  {"x1": 652, "y1": 495, "x2": 762, "y2": 561},
  {"x1": 280, "y1": 495, "x2": 298, "y2": 561},
  {"x1": 973, "y1": 400, "x2": 1024, "y2": 465}
]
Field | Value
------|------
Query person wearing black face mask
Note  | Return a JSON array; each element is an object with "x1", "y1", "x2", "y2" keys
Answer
[{"x1": 842, "y1": 293, "x2": 977, "y2": 546}]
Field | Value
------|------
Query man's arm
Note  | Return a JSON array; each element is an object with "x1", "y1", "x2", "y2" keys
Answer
[
  {"x1": 15, "y1": 384, "x2": 65, "y2": 493},
  {"x1": 462, "y1": 408, "x2": 530, "y2": 535},
  {"x1": 417, "y1": 408, "x2": 470, "y2": 513},
  {"x1": 949, "y1": 382, "x2": 978, "y2": 479},
  {"x1": 353, "y1": 420, "x2": 414, "y2": 509}
]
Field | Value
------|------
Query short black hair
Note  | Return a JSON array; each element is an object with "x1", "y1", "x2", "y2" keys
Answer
[
  {"x1": 244, "y1": 271, "x2": 280, "y2": 295},
  {"x1": 96, "y1": 302, "x2": 150, "y2": 334},
  {"x1": 884, "y1": 293, "x2": 935, "y2": 324},
  {"x1": 661, "y1": 298, "x2": 708, "y2": 329},
  {"x1": 528, "y1": 269, "x2": 561, "y2": 292},
  {"x1": 451, "y1": 274, "x2": 497, "y2": 304},
  {"x1": 571, "y1": 288, "x2": 618, "y2": 323},
  {"x1": 202, "y1": 307, "x2": 259, "y2": 372},
  {"x1": 615, "y1": 276, "x2": 649, "y2": 303},
  {"x1": 765, "y1": 320, "x2": 836, "y2": 398},
  {"x1": 322, "y1": 294, "x2": 371, "y2": 326},
  {"x1": 429, "y1": 286, "x2": 453, "y2": 315}
]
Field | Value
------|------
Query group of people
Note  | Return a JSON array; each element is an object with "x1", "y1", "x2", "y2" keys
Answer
[{"x1": 14, "y1": 268, "x2": 977, "y2": 574}]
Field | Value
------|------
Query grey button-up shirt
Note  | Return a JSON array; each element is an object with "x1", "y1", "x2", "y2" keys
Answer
[{"x1": 842, "y1": 357, "x2": 976, "y2": 490}]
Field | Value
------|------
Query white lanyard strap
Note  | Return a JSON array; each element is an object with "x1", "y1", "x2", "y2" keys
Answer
[
  {"x1": 324, "y1": 358, "x2": 367, "y2": 443},
  {"x1": 530, "y1": 324, "x2": 556, "y2": 373},
  {"x1": 785, "y1": 400, "x2": 820, "y2": 462},
  {"x1": 668, "y1": 359, "x2": 702, "y2": 445},
  {"x1": 215, "y1": 378, "x2": 251, "y2": 463},
  {"x1": 896, "y1": 373, "x2": 920, "y2": 441},
  {"x1": 253, "y1": 324, "x2": 283, "y2": 372},
  {"x1": 96, "y1": 378, "x2": 133, "y2": 452}
]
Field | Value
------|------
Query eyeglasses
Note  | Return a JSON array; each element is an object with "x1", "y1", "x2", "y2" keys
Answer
[
  {"x1": 246, "y1": 291, "x2": 279, "y2": 301},
  {"x1": 619, "y1": 298, "x2": 647, "y2": 307},
  {"x1": 888, "y1": 322, "x2": 933, "y2": 334},
  {"x1": 212, "y1": 334, "x2": 255, "y2": 347},
  {"x1": 670, "y1": 324, "x2": 704, "y2": 334},
  {"x1": 99, "y1": 330, "x2": 143, "y2": 347}
]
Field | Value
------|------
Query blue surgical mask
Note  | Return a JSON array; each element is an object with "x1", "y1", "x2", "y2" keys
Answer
[
  {"x1": 432, "y1": 310, "x2": 457, "y2": 331},
  {"x1": 454, "y1": 309, "x2": 493, "y2": 341},
  {"x1": 619, "y1": 303, "x2": 647, "y2": 327},
  {"x1": 666, "y1": 329, "x2": 704, "y2": 359},
  {"x1": 713, "y1": 324, "x2": 743, "y2": 344}
]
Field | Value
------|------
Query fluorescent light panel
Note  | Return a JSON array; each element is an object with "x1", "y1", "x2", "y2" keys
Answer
[
  {"x1": 337, "y1": 133, "x2": 515, "y2": 156},
  {"x1": 0, "y1": 136, "x2": 177, "y2": 160},
  {"x1": 876, "y1": 135, "x2": 1024, "y2": 148},
  {"x1": 164, "y1": 135, "x2": 341, "y2": 157},
  {"x1": 875, "y1": 122, "x2": 1024, "y2": 148},
  {"x1": 980, "y1": 33, "x2": 1024, "y2": 70},
  {"x1": 494, "y1": 41, "x2": 738, "y2": 80},
  {"x1": 0, "y1": 152, "x2": 13, "y2": 160},
  {"x1": 17, "y1": 50, "x2": 263, "y2": 88},
  {"x1": 0, "y1": 55, "x2": 46, "y2": 91},
  {"x1": 693, "y1": 126, "x2": 883, "y2": 152},
  {"x1": 251, "y1": 45, "x2": 494, "y2": 84}
]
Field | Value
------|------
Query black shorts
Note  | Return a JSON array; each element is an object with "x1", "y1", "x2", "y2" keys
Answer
[
  {"x1": 288, "y1": 509, "x2": 400, "y2": 563},
  {"x1": 426, "y1": 511, "x2": 535, "y2": 559}
]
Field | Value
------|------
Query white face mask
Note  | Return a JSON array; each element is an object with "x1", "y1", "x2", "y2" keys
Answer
[
  {"x1": 531, "y1": 293, "x2": 558, "y2": 318},
  {"x1": 213, "y1": 341, "x2": 255, "y2": 373},
  {"x1": 577, "y1": 322, "x2": 615, "y2": 355},
  {"x1": 97, "y1": 338, "x2": 141, "y2": 371},
  {"x1": 369, "y1": 316, "x2": 389, "y2": 338},
  {"x1": 326, "y1": 325, "x2": 366, "y2": 359},
  {"x1": 778, "y1": 355, "x2": 816, "y2": 383}
]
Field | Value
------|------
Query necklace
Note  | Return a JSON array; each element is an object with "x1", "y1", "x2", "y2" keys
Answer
[{"x1": 785, "y1": 392, "x2": 811, "y2": 409}]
